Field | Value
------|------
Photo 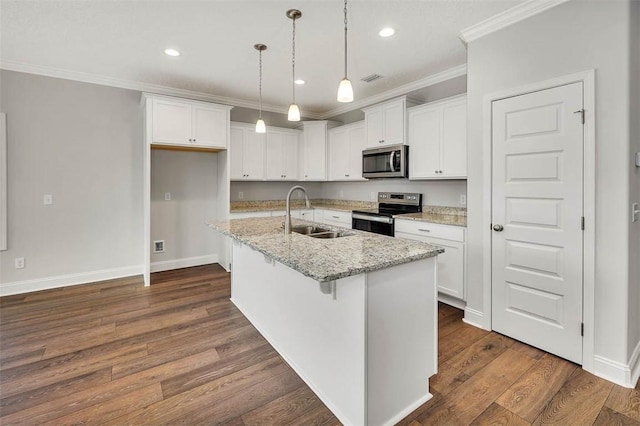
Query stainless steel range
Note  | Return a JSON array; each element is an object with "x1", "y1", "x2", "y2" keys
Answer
[{"x1": 352, "y1": 192, "x2": 422, "y2": 236}]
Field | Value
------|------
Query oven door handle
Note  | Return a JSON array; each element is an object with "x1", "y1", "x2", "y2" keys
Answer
[
  {"x1": 389, "y1": 151, "x2": 396, "y2": 172},
  {"x1": 352, "y1": 213, "x2": 393, "y2": 224}
]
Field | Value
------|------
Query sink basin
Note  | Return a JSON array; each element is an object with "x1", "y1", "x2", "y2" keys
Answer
[
  {"x1": 291, "y1": 225, "x2": 330, "y2": 235},
  {"x1": 290, "y1": 225, "x2": 349, "y2": 239}
]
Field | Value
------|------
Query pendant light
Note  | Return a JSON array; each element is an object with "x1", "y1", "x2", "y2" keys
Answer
[
  {"x1": 286, "y1": 9, "x2": 302, "y2": 121},
  {"x1": 254, "y1": 43, "x2": 267, "y2": 133},
  {"x1": 337, "y1": 0, "x2": 353, "y2": 103}
]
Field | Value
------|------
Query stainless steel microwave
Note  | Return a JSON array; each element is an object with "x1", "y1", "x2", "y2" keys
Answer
[{"x1": 362, "y1": 144, "x2": 408, "y2": 178}]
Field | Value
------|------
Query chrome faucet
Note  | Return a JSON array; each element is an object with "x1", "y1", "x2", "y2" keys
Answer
[{"x1": 285, "y1": 185, "x2": 311, "y2": 234}]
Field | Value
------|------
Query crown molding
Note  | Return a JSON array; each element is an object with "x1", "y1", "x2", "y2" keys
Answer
[
  {"x1": 0, "y1": 59, "x2": 325, "y2": 119},
  {"x1": 319, "y1": 64, "x2": 467, "y2": 119},
  {"x1": 459, "y1": 0, "x2": 570, "y2": 44}
]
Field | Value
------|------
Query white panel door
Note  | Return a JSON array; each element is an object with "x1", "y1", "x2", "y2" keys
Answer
[{"x1": 492, "y1": 82, "x2": 584, "y2": 363}]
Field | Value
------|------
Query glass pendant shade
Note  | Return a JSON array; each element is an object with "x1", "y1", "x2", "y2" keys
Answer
[
  {"x1": 255, "y1": 118, "x2": 266, "y2": 133},
  {"x1": 337, "y1": 78, "x2": 354, "y2": 103},
  {"x1": 287, "y1": 103, "x2": 301, "y2": 121}
]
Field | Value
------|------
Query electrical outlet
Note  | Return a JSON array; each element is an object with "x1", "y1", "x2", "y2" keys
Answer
[
  {"x1": 153, "y1": 240, "x2": 165, "y2": 253},
  {"x1": 238, "y1": 192, "x2": 244, "y2": 200},
  {"x1": 632, "y1": 202, "x2": 639, "y2": 223},
  {"x1": 460, "y1": 195, "x2": 467, "y2": 205},
  {"x1": 164, "y1": 192, "x2": 171, "y2": 201},
  {"x1": 15, "y1": 257, "x2": 25, "y2": 269},
  {"x1": 43, "y1": 194, "x2": 53, "y2": 205}
]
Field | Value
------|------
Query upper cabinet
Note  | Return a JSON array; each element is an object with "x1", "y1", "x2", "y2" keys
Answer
[
  {"x1": 148, "y1": 95, "x2": 233, "y2": 149},
  {"x1": 362, "y1": 96, "x2": 418, "y2": 148},
  {"x1": 266, "y1": 129, "x2": 300, "y2": 181},
  {"x1": 409, "y1": 95, "x2": 467, "y2": 179},
  {"x1": 328, "y1": 121, "x2": 366, "y2": 181},
  {"x1": 301, "y1": 121, "x2": 331, "y2": 181},
  {"x1": 230, "y1": 123, "x2": 266, "y2": 180}
]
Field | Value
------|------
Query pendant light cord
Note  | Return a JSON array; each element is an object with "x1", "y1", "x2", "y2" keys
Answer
[
  {"x1": 292, "y1": 16, "x2": 296, "y2": 103},
  {"x1": 258, "y1": 48, "x2": 263, "y2": 119},
  {"x1": 344, "y1": 0, "x2": 348, "y2": 79}
]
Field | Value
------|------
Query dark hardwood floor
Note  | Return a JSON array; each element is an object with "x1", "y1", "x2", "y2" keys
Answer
[{"x1": 0, "y1": 264, "x2": 638, "y2": 425}]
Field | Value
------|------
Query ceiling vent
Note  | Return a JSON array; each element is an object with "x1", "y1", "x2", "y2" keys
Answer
[{"x1": 361, "y1": 73, "x2": 383, "y2": 83}]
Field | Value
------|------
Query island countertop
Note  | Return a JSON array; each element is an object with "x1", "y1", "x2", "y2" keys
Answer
[{"x1": 208, "y1": 216, "x2": 443, "y2": 283}]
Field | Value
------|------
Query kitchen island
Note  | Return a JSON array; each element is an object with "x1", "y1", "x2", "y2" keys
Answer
[{"x1": 207, "y1": 216, "x2": 443, "y2": 426}]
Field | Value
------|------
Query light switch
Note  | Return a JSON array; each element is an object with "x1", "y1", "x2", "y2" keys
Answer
[
  {"x1": 43, "y1": 194, "x2": 53, "y2": 205},
  {"x1": 164, "y1": 192, "x2": 171, "y2": 201},
  {"x1": 633, "y1": 203, "x2": 639, "y2": 223}
]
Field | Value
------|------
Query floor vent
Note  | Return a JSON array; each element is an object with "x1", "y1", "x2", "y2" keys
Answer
[{"x1": 361, "y1": 73, "x2": 383, "y2": 83}]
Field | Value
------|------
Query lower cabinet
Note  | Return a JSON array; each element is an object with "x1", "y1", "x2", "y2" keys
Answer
[{"x1": 395, "y1": 219, "x2": 466, "y2": 301}]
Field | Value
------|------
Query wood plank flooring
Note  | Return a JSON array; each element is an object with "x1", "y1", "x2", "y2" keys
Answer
[{"x1": 1, "y1": 264, "x2": 638, "y2": 425}]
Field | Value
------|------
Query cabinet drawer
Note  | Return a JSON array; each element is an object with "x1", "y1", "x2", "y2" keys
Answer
[
  {"x1": 394, "y1": 219, "x2": 464, "y2": 242},
  {"x1": 317, "y1": 209, "x2": 352, "y2": 226}
]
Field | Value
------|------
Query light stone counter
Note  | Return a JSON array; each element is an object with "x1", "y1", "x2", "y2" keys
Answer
[
  {"x1": 230, "y1": 199, "x2": 375, "y2": 213},
  {"x1": 207, "y1": 216, "x2": 442, "y2": 283}
]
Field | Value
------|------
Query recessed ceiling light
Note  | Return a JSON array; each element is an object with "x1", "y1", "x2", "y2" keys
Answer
[
  {"x1": 379, "y1": 28, "x2": 395, "y2": 38},
  {"x1": 295, "y1": 79, "x2": 306, "y2": 85},
  {"x1": 164, "y1": 48, "x2": 180, "y2": 57}
]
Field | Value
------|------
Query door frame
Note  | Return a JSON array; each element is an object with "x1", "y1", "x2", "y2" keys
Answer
[{"x1": 480, "y1": 70, "x2": 596, "y2": 372}]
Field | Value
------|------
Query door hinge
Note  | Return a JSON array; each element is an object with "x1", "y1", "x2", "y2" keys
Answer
[
  {"x1": 581, "y1": 217, "x2": 585, "y2": 230},
  {"x1": 581, "y1": 323, "x2": 584, "y2": 337},
  {"x1": 574, "y1": 109, "x2": 585, "y2": 124}
]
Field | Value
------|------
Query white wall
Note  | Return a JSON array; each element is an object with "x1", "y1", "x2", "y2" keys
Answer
[
  {"x1": 150, "y1": 149, "x2": 219, "y2": 265},
  {"x1": 0, "y1": 70, "x2": 143, "y2": 291},
  {"x1": 466, "y1": 0, "x2": 634, "y2": 370}
]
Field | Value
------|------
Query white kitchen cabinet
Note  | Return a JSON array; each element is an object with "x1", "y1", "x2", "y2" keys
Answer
[
  {"x1": 408, "y1": 95, "x2": 467, "y2": 179},
  {"x1": 291, "y1": 209, "x2": 314, "y2": 220},
  {"x1": 362, "y1": 96, "x2": 418, "y2": 148},
  {"x1": 301, "y1": 121, "x2": 331, "y2": 181},
  {"x1": 230, "y1": 123, "x2": 265, "y2": 180},
  {"x1": 266, "y1": 129, "x2": 300, "y2": 180},
  {"x1": 151, "y1": 97, "x2": 231, "y2": 149},
  {"x1": 328, "y1": 122, "x2": 366, "y2": 181},
  {"x1": 315, "y1": 209, "x2": 352, "y2": 228},
  {"x1": 395, "y1": 219, "x2": 466, "y2": 300}
]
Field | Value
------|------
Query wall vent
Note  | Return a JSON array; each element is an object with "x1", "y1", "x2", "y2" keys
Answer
[
  {"x1": 361, "y1": 73, "x2": 383, "y2": 83},
  {"x1": 154, "y1": 240, "x2": 165, "y2": 253}
]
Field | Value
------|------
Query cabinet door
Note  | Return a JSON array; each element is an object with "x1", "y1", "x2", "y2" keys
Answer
[
  {"x1": 303, "y1": 125, "x2": 327, "y2": 180},
  {"x1": 440, "y1": 101, "x2": 467, "y2": 178},
  {"x1": 328, "y1": 128, "x2": 350, "y2": 180},
  {"x1": 265, "y1": 131, "x2": 285, "y2": 180},
  {"x1": 382, "y1": 101, "x2": 405, "y2": 146},
  {"x1": 425, "y1": 236, "x2": 464, "y2": 299},
  {"x1": 152, "y1": 99, "x2": 191, "y2": 145},
  {"x1": 282, "y1": 133, "x2": 299, "y2": 180},
  {"x1": 230, "y1": 126, "x2": 245, "y2": 180},
  {"x1": 193, "y1": 106, "x2": 227, "y2": 148},
  {"x1": 243, "y1": 131, "x2": 266, "y2": 180},
  {"x1": 409, "y1": 107, "x2": 441, "y2": 178},
  {"x1": 365, "y1": 108, "x2": 384, "y2": 148},
  {"x1": 348, "y1": 124, "x2": 365, "y2": 180}
]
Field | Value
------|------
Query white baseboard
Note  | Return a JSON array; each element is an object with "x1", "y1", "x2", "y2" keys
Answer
[
  {"x1": 438, "y1": 293, "x2": 466, "y2": 310},
  {"x1": 150, "y1": 254, "x2": 218, "y2": 273},
  {"x1": 593, "y1": 346, "x2": 640, "y2": 388},
  {"x1": 0, "y1": 264, "x2": 144, "y2": 296},
  {"x1": 463, "y1": 307, "x2": 490, "y2": 330}
]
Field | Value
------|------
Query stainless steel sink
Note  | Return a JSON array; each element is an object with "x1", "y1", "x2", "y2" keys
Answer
[
  {"x1": 291, "y1": 225, "x2": 349, "y2": 239},
  {"x1": 291, "y1": 225, "x2": 330, "y2": 235}
]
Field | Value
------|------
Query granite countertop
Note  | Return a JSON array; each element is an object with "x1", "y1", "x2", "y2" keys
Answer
[
  {"x1": 208, "y1": 216, "x2": 443, "y2": 283},
  {"x1": 394, "y1": 212, "x2": 467, "y2": 227}
]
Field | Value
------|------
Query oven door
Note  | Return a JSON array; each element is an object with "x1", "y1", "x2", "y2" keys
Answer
[{"x1": 352, "y1": 213, "x2": 394, "y2": 236}]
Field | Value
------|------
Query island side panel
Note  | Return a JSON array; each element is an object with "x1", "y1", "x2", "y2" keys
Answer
[
  {"x1": 366, "y1": 257, "x2": 437, "y2": 426},
  {"x1": 230, "y1": 241, "x2": 367, "y2": 426}
]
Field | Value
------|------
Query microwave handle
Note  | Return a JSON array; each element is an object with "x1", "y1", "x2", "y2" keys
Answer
[{"x1": 389, "y1": 151, "x2": 396, "y2": 172}]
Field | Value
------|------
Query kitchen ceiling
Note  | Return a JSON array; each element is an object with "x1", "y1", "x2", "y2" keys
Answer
[{"x1": 0, "y1": 0, "x2": 524, "y2": 117}]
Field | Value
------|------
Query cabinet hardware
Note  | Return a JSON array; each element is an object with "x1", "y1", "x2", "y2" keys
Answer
[
  {"x1": 418, "y1": 229, "x2": 431, "y2": 232},
  {"x1": 332, "y1": 215, "x2": 339, "y2": 219}
]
